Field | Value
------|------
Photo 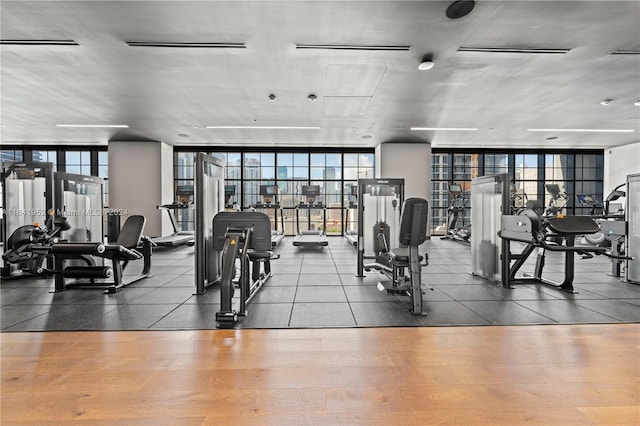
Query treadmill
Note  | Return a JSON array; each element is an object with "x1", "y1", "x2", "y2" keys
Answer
[
  {"x1": 251, "y1": 184, "x2": 285, "y2": 248},
  {"x1": 152, "y1": 184, "x2": 195, "y2": 247},
  {"x1": 293, "y1": 185, "x2": 328, "y2": 248}
]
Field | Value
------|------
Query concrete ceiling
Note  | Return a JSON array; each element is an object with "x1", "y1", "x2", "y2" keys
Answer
[{"x1": 1, "y1": 0, "x2": 639, "y2": 150}]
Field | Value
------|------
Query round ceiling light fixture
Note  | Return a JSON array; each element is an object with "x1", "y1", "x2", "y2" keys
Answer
[
  {"x1": 446, "y1": 0, "x2": 475, "y2": 19},
  {"x1": 600, "y1": 99, "x2": 613, "y2": 106},
  {"x1": 268, "y1": 94, "x2": 277, "y2": 101},
  {"x1": 308, "y1": 94, "x2": 318, "y2": 102},
  {"x1": 418, "y1": 54, "x2": 435, "y2": 71},
  {"x1": 362, "y1": 135, "x2": 372, "y2": 139},
  {"x1": 178, "y1": 133, "x2": 190, "y2": 138},
  {"x1": 634, "y1": 100, "x2": 640, "y2": 106}
]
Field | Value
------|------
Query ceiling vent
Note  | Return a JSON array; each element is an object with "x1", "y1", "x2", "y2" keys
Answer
[
  {"x1": 296, "y1": 44, "x2": 411, "y2": 52},
  {"x1": 125, "y1": 41, "x2": 246, "y2": 48},
  {"x1": 457, "y1": 47, "x2": 570, "y2": 54},
  {"x1": 0, "y1": 39, "x2": 79, "y2": 46},
  {"x1": 610, "y1": 50, "x2": 640, "y2": 55}
]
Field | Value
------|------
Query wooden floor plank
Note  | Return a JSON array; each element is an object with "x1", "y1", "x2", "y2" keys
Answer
[{"x1": 1, "y1": 324, "x2": 639, "y2": 424}]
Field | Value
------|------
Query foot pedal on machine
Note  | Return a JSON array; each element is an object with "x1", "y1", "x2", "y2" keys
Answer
[{"x1": 215, "y1": 311, "x2": 238, "y2": 328}]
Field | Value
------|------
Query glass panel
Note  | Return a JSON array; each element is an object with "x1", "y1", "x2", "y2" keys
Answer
[
  {"x1": 326, "y1": 153, "x2": 341, "y2": 167},
  {"x1": 277, "y1": 166, "x2": 292, "y2": 180},
  {"x1": 310, "y1": 168, "x2": 324, "y2": 180},
  {"x1": 359, "y1": 153, "x2": 374, "y2": 168},
  {"x1": 310, "y1": 153, "x2": 325, "y2": 167},
  {"x1": 343, "y1": 167, "x2": 358, "y2": 180},
  {"x1": 66, "y1": 165, "x2": 81, "y2": 174},
  {"x1": 293, "y1": 153, "x2": 308, "y2": 167},
  {"x1": 277, "y1": 153, "x2": 293, "y2": 166},
  {"x1": 293, "y1": 166, "x2": 308, "y2": 179},
  {"x1": 66, "y1": 151, "x2": 81, "y2": 164},
  {"x1": 344, "y1": 154, "x2": 358, "y2": 168}
]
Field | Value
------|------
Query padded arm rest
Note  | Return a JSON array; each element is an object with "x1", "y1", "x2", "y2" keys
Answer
[
  {"x1": 102, "y1": 245, "x2": 142, "y2": 261},
  {"x1": 51, "y1": 243, "x2": 105, "y2": 255}
]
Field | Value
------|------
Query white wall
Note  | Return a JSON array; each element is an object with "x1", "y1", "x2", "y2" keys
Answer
[
  {"x1": 108, "y1": 141, "x2": 174, "y2": 237},
  {"x1": 604, "y1": 142, "x2": 640, "y2": 195}
]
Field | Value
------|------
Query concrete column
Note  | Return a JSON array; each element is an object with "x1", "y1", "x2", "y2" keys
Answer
[
  {"x1": 108, "y1": 141, "x2": 174, "y2": 237},
  {"x1": 375, "y1": 142, "x2": 432, "y2": 236},
  {"x1": 375, "y1": 142, "x2": 431, "y2": 200}
]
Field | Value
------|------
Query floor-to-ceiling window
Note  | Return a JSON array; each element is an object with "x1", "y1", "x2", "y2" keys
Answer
[
  {"x1": 174, "y1": 148, "x2": 375, "y2": 235},
  {"x1": 431, "y1": 149, "x2": 604, "y2": 235}
]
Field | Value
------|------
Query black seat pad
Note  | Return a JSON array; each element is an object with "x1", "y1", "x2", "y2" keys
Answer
[
  {"x1": 547, "y1": 216, "x2": 600, "y2": 235},
  {"x1": 389, "y1": 247, "x2": 424, "y2": 263}
]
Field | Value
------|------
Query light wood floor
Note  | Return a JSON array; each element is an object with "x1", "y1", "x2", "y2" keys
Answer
[{"x1": 2, "y1": 324, "x2": 639, "y2": 425}]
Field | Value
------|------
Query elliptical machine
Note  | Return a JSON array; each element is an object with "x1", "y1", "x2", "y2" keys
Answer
[{"x1": 440, "y1": 183, "x2": 470, "y2": 243}]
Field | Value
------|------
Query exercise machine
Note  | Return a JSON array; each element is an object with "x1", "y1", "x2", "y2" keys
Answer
[
  {"x1": 1, "y1": 162, "x2": 105, "y2": 277},
  {"x1": 344, "y1": 184, "x2": 358, "y2": 247},
  {"x1": 250, "y1": 184, "x2": 285, "y2": 248},
  {"x1": 578, "y1": 186, "x2": 628, "y2": 277},
  {"x1": 213, "y1": 211, "x2": 279, "y2": 328},
  {"x1": 356, "y1": 178, "x2": 404, "y2": 277},
  {"x1": 33, "y1": 215, "x2": 153, "y2": 293},
  {"x1": 194, "y1": 153, "x2": 226, "y2": 295},
  {"x1": 626, "y1": 174, "x2": 640, "y2": 284},
  {"x1": 440, "y1": 183, "x2": 470, "y2": 243},
  {"x1": 2, "y1": 215, "x2": 70, "y2": 276},
  {"x1": 510, "y1": 183, "x2": 529, "y2": 215},
  {"x1": 225, "y1": 184, "x2": 240, "y2": 211},
  {"x1": 292, "y1": 185, "x2": 328, "y2": 248},
  {"x1": 152, "y1": 184, "x2": 195, "y2": 247},
  {"x1": 544, "y1": 183, "x2": 568, "y2": 217},
  {"x1": 499, "y1": 209, "x2": 617, "y2": 293},
  {"x1": 373, "y1": 198, "x2": 430, "y2": 315}
]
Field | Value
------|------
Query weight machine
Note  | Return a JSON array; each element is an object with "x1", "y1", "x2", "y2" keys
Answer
[
  {"x1": 213, "y1": 211, "x2": 279, "y2": 328},
  {"x1": 373, "y1": 197, "x2": 430, "y2": 315}
]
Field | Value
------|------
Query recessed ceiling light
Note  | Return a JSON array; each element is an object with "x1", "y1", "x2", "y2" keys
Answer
[
  {"x1": 268, "y1": 94, "x2": 277, "y2": 101},
  {"x1": 411, "y1": 127, "x2": 478, "y2": 131},
  {"x1": 600, "y1": 99, "x2": 613, "y2": 106},
  {"x1": 362, "y1": 135, "x2": 372, "y2": 139},
  {"x1": 178, "y1": 133, "x2": 190, "y2": 137},
  {"x1": 527, "y1": 128, "x2": 634, "y2": 133},
  {"x1": 205, "y1": 126, "x2": 320, "y2": 130},
  {"x1": 56, "y1": 124, "x2": 129, "y2": 128},
  {"x1": 634, "y1": 100, "x2": 640, "y2": 106},
  {"x1": 308, "y1": 94, "x2": 318, "y2": 102}
]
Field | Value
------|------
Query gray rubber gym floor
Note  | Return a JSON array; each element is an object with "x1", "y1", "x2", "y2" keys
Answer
[{"x1": 2, "y1": 237, "x2": 639, "y2": 331}]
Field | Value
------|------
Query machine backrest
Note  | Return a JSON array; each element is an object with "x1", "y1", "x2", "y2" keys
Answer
[
  {"x1": 398, "y1": 198, "x2": 429, "y2": 246},
  {"x1": 116, "y1": 215, "x2": 146, "y2": 249},
  {"x1": 213, "y1": 211, "x2": 272, "y2": 251}
]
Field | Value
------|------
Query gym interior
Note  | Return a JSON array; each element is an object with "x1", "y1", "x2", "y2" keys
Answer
[{"x1": 1, "y1": 1, "x2": 639, "y2": 424}]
